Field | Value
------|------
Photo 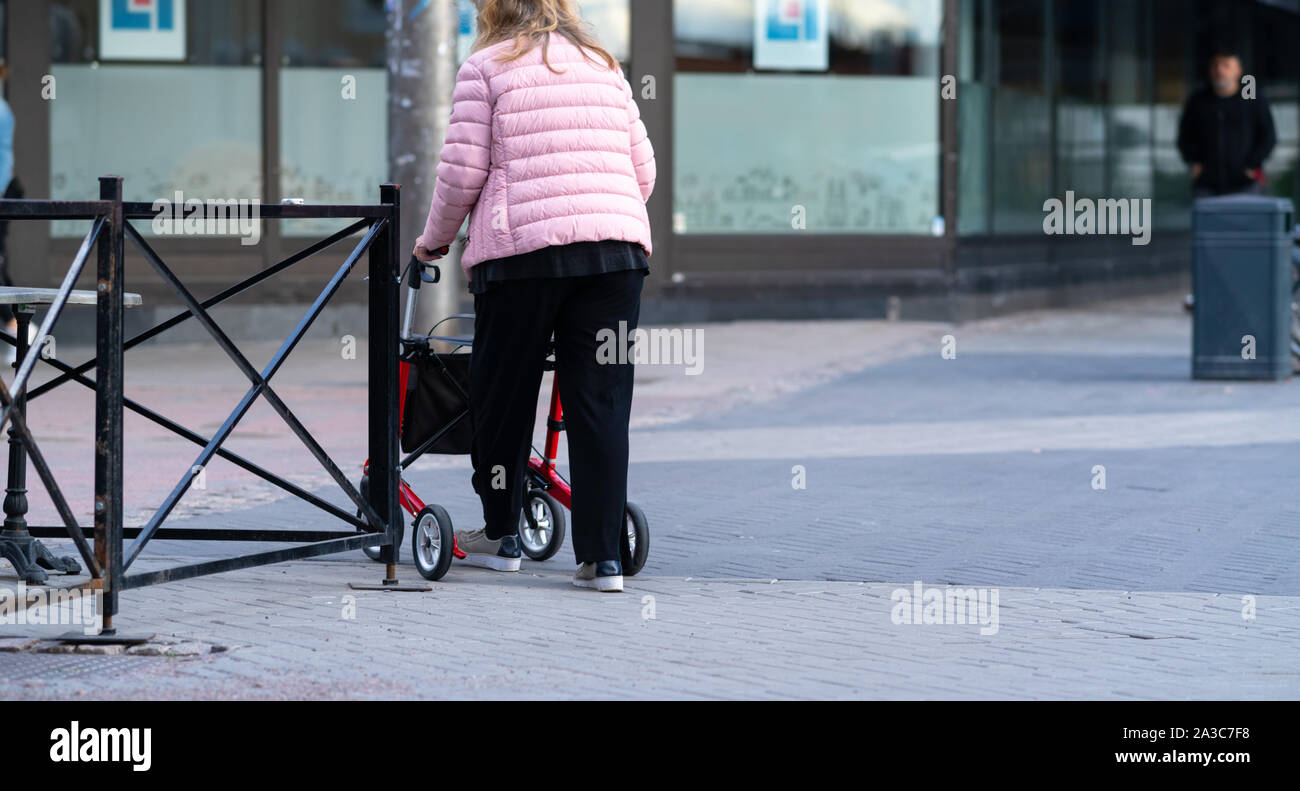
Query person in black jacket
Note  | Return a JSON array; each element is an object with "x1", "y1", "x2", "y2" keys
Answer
[{"x1": 1177, "y1": 47, "x2": 1277, "y2": 197}]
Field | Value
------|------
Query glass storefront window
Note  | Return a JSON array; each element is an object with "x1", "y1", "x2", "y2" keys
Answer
[
  {"x1": 990, "y1": 0, "x2": 1048, "y2": 234},
  {"x1": 1054, "y1": 0, "x2": 1104, "y2": 199},
  {"x1": 576, "y1": 0, "x2": 630, "y2": 64},
  {"x1": 1106, "y1": 0, "x2": 1153, "y2": 204},
  {"x1": 1151, "y1": 0, "x2": 1191, "y2": 231},
  {"x1": 965, "y1": 0, "x2": 1299, "y2": 238},
  {"x1": 280, "y1": 0, "x2": 628, "y2": 237},
  {"x1": 49, "y1": 0, "x2": 262, "y2": 237},
  {"x1": 279, "y1": 0, "x2": 387, "y2": 237},
  {"x1": 1253, "y1": 2, "x2": 1299, "y2": 208},
  {"x1": 673, "y1": 0, "x2": 942, "y2": 236},
  {"x1": 456, "y1": 0, "x2": 631, "y2": 65},
  {"x1": 957, "y1": 0, "x2": 990, "y2": 234},
  {"x1": 281, "y1": 0, "x2": 384, "y2": 68}
]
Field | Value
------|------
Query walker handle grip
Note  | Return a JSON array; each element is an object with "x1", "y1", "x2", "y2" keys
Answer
[{"x1": 408, "y1": 251, "x2": 445, "y2": 285}]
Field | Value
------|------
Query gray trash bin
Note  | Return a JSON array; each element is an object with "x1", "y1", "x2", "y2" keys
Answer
[{"x1": 1192, "y1": 195, "x2": 1294, "y2": 380}]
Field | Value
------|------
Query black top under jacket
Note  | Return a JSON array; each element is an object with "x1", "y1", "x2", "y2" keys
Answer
[{"x1": 468, "y1": 240, "x2": 649, "y2": 295}]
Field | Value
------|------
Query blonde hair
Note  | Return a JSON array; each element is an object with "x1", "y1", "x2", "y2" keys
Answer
[{"x1": 473, "y1": 0, "x2": 618, "y2": 73}]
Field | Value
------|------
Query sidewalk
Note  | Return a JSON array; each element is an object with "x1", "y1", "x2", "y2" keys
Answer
[
  {"x1": 0, "y1": 313, "x2": 942, "y2": 526},
  {"x1": 3, "y1": 293, "x2": 1299, "y2": 699}
]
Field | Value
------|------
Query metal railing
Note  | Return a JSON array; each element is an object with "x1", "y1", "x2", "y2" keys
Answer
[{"x1": 0, "y1": 176, "x2": 406, "y2": 631}]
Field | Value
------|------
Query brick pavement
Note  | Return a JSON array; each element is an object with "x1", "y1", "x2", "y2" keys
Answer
[{"x1": 4, "y1": 561, "x2": 1294, "y2": 699}]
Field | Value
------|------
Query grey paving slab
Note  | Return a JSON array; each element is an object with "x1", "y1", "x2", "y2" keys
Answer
[{"x1": 2, "y1": 560, "x2": 1295, "y2": 700}]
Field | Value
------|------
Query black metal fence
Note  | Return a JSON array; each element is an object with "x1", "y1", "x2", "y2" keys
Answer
[{"x1": 0, "y1": 176, "x2": 405, "y2": 631}]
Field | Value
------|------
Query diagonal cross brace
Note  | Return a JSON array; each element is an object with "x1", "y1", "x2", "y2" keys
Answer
[
  {"x1": 27, "y1": 350, "x2": 369, "y2": 530},
  {"x1": 0, "y1": 217, "x2": 103, "y2": 433},
  {"x1": 122, "y1": 221, "x2": 388, "y2": 569},
  {"x1": 21, "y1": 220, "x2": 372, "y2": 402}
]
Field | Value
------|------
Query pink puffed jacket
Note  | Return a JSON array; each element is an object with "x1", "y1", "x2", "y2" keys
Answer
[{"x1": 416, "y1": 33, "x2": 656, "y2": 274}]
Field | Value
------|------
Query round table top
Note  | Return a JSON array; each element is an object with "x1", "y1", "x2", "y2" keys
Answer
[{"x1": 0, "y1": 286, "x2": 143, "y2": 307}]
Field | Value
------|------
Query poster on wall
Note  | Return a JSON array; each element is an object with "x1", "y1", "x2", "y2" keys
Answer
[
  {"x1": 753, "y1": 0, "x2": 828, "y2": 71},
  {"x1": 99, "y1": 0, "x2": 186, "y2": 61}
]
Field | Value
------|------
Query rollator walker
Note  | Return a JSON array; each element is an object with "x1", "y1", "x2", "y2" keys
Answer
[{"x1": 357, "y1": 250, "x2": 649, "y2": 581}]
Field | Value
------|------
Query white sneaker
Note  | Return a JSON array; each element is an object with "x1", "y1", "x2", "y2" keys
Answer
[
  {"x1": 454, "y1": 528, "x2": 522, "y2": 572},
  {"x1": 573, "y1": 561, "x2": 623, "y2": 592}
]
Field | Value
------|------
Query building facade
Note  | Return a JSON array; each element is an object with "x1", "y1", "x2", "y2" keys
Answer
[{"x1": 3, "y1": 0, "x2": 1298, "y2": 323}]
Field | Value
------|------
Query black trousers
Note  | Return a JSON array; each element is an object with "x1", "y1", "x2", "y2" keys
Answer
[{"x1": 469, "y1": 269, "x2": 642, "y2": 563}]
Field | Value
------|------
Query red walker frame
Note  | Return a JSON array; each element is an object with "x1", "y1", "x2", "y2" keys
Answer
[{"x1": 363, "y1": 352, "x2": 572, "y2": 561}]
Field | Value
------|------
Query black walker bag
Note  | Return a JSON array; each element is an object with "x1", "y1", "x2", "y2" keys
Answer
[{"x1": 401, "y1": 351, "x2": 474, "y2": 455}]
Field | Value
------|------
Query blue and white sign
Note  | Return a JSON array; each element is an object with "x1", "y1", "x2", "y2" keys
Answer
[
  {"x1": 100, "y1": 0, "x2": 186, "y2": 61},
  {"x1": 457, "y1": 0, "x2": 477, "y2": 63},
  {"x1": 754, "y1": 0, "x2": 828, "y2": 71}
]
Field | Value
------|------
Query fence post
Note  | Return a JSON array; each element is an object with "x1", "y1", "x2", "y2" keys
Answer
[
  {"x1": 94, "y1": 175, "x2": 125, "y2": 632},
  {"x1": 369, "y1": 184, "x2": 402, "y2": 583}
]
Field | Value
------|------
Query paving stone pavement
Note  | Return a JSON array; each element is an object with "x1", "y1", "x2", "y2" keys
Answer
[
  {"x1": 1, "y1": 560, "x2": 1294, "y2": 700},
  {"x1": 2, "y1": 293, "x2": 1299, "y2": 699}
]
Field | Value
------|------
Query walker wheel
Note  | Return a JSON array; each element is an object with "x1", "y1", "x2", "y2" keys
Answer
[
  {"x1": 358, "y1": 475, "x2": 404, "y2": 562},
  {"x1": 621, "y1": 502, "x2": 649, "y2": 576},
  {"x1": 360, "y1": 521, "x2": 403, "y2": 562},
  {"x1": 519, "y1": 489, "x2": 566, "y2": 561},
  {"x1": 412, "y1": 505, "x2": 455, "y2": 581}
]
